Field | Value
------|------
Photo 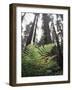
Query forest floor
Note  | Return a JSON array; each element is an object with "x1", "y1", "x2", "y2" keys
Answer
[{"x1": 22, "y1": 44, "x2": 63, "y2": 77}]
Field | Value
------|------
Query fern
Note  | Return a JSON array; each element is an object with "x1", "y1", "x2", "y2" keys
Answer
[{"x1": 22, "y1": 44, "x2": 62, "y2": 77}]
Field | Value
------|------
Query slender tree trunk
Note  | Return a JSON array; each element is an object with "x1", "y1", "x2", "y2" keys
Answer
[
  {"x1": 30, "y1": 14, "x2": 39, "y2": 45},
  {"x1": 21, "y1": 13, "x2": 26, "y2": 52},
  {"x1": 53, "y1": 24, "x2": 63, "y2": 69},
  {"x1": 57, "y1": 15, "x2": 63, "y2": 69},
  {"x1": 21, "y1": 13, "x2": 26, "y2": 23},
  {"x1": 33, "y1": 14, "x2": 39, "y2": 44}
]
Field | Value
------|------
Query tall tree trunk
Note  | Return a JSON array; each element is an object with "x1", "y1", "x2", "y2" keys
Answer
[
  {"x1": 26, "y1": 14, "x2": 37, "y2": 46},
  {"x1": 33, "y1": 14, "x2": 39, "y2": 44},
  {"x1": 42, "y1": 14, "x2": 52, "y2": 44},
  {"x1": 21, "y1": 13, "x2": 26, "y2": 52},
  {"x1": 53, "y1": 24, "x2": 63, "y2": 69}
]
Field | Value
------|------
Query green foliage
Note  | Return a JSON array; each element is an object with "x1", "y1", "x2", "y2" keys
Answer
[{"x1": 22, "y1": 44, "x2": 63, "y2": 77}]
